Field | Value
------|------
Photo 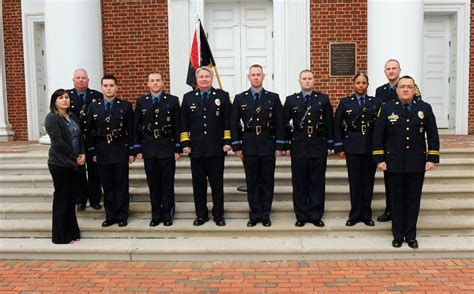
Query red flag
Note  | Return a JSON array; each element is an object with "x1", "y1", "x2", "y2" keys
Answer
[{"x1": 186, "y1": 19, "x2": 219, "y2": 89}]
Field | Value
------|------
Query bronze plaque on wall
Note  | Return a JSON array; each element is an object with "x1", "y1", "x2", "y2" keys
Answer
[{"x1": 330, "y1": 42, "x2": 357, "y2": 77}]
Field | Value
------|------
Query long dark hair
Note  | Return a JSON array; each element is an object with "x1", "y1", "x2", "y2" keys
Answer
[{"x1": 49, "y1": 89, "x2": 69, "y2": 114}]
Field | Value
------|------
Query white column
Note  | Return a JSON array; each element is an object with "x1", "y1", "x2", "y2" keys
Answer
[
  {"x1": 273, "y1": 0, "x2": 310, "y2": 100},
  {"x1": 41, "y1": 0, "x2": 103, "y2": 144},
  {"x1": 368, "y1": 0, "x2": 424, "y2": 95},
  {"x1": 168, "y1": 0, "x2": 203, "y2": 99},
  {"x1": 169, "y1": 0, "x2": 191, "y2": 99},
  {"x1": 0, "y1": 3, "x2": 14, "y2": 141}
]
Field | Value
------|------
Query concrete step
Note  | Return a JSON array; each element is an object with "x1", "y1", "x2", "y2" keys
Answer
[
  {"x1": 1, "y1": 215, "x2": 472, "y2": 238},
  {"x1": 0, "y1": 146, "x2": 473, "y2": 164},
  {"x1": 0, "y1": 157, "x2": 474, "y2": 175},
  {"x1": 2, "y1": 198, "x2": 473, "y2": 220},
  {"x1": 1, "y1": 157, "x2": 473, "y2": 175},
  {"x1": 0, "y1": 235, "x2": 472, "y2": 261},
  {"x1": 0, "y1": 169, "x2": 472, "y2": 188},
  {"x1": 0, "y1": 183, "x2": 472, "y2": 203}
]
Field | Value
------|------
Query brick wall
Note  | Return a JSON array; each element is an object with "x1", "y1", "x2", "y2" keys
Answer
[
  {"x1": 310, "y1": 0, "x2": 368, "y2": 108},
  {"x1": 2, "y1": 0, "x2": 27, "y2": 140},
  {"x1": 101, "y1": 0, "x2": 169, "y2": 104},
  {"x1": 469, "y1": 3, "x2": 474, "y2": 133}
]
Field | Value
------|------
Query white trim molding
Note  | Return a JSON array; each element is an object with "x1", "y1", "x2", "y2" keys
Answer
[
  {"x1": 22, "y1": 14, "x2": 44, "y2": 141},
  {"x1": 168, "y1": 0, "x2": 311, "y2": 100},
  {"x1": 424, "y1": 0, "x2": 471, "y2": 135}
]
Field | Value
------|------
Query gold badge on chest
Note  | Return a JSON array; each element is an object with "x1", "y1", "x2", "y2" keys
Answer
[
  {"x1": 215, "y1": 99, "x2": 221, "y2": 106},
  {"x1": 388, "y1": 112, "x2": 399, "y2": 122},
  {"x1": 418, "y1": 111, "x2": 424, "y2": 119}
]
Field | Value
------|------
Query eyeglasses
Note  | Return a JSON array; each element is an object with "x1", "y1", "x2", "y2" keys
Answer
[{"x1": 398, "y1": 85, "x2": 415, "y2": 90}]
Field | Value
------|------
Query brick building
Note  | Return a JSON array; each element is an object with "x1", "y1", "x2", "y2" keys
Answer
[{"x1": 0, "y1": 0, "x2": 472, "y2": 141}]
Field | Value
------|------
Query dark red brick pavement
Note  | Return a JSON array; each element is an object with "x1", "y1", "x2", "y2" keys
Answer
[{"x1": 0, "y1": 259, "x2": 473, "y2": 292}]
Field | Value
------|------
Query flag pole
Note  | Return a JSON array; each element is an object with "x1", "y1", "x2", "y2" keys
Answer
[{"x1": 213, "y1": 64, "x2": 223, "y2": 89}]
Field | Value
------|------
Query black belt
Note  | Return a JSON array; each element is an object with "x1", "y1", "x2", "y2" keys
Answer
[
  {"x1": 348, "y1": 124, "x2": 372, "y2": 134},
  {"x1": 97, "y1": 129, "x2": 124, "y2": 143},
  {"x1": 244, "y1": 125, "x2": 272, "y2": 135},
  {"x1": 145, "y1": 128, "x2": 172, "y2": 139}
]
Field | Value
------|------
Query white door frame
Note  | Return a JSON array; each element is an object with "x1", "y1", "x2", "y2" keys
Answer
[
  {"x1": 22, "y1": 14, "x2": 45, "y2": 141},
  {"x1": 424, "y1": 0, "x2": 470, "y2": 135},
  {"x1": 168, "y1": 0, "x2": 310, "y2": 100}
]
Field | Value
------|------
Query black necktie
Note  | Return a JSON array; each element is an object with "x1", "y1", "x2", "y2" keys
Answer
[
  {"x1": 254, "y1": 92, "x2": 259, "y2": 101},
  {"x1": 202, "y1": 92, "x2": 208, "y2": 103},
  {"x1": 403, "y1": 103, "x2": 410, "y2": 115},
  {"x1": 153, "y1": 97, "x2": 159, "y2": 106},
  {"x1": 304, "y1": 95, "x2": 310, "y2": 103},
  {"x1": 389, "y1": 87, "x2": 394, "y2": 99},
  {"x1": 79, "y1": 94, "x2": 86, "y2": 110},
  {"x1": 359, "y1": 96, "x2": 365, "y2": 107},
  {"x1": 105, "y1": 102, "x2": 111, "y2": 115}
]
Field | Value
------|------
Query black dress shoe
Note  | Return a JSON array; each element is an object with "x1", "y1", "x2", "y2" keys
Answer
[
  {"x1": 247, "y1": 219, "x2": 258, "y2": 227},
  {"x1": 149, "y1": 219, "x2": 160, "y2": 227},
  {"x1": 407, "y1": 239, "x2": 419, "y2": 249},
  {"x1": 91, "y1": 204, "x2": 102, "y2": 210},
  {"x1": 214, "y1": 217, "x2": 226, "y2": 226},
  {"x1": 262, "y1": 219, "x2": 272, "y2": 227},
  {"x1": 392, "y1": 239, "x2": 403, "y2": 248},
  {"x1": 237, "y1": 185, "x2": 247, "y2": 192},
  {"x1": 312, "y1": 220, "x2": 325, "y2": 227},
  {"x1": 193, "y1": 217, "x2": 209, "y2": 226},
  {"x1": 163, "y1": 220, "x2": 173, "y2": 226},
  {"x1": 101, "y1": 219, "x2": 115, "y2": 227},
  {"x1": 77, "y1": 204, "x2": 86, "y2": 211},
  {"x1": 377, "y1": 211, "x2": 392, "y2": 222},
  {"x1": 363, "y1": 219, "x2": 375, "y2": 227},
  {"x1": 118, "y1": 220, "x2": 128, "y2": 227},
  {"x1": 345, "y1": 219, "x2": 358, "y2": 226},
  {"x1": 295, "y1": 220, "x2": 306, "y2": 227}
]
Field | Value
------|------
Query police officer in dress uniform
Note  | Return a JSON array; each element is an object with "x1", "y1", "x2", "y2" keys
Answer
[
  {"x1": 334, "y1": 73, "x2": 382, "y2": 227},
  {"x1": 134, "y1": 72, "x2": 181, "y2": 227},
  {"x1": 374, "y1": 59, "x2": 402, "y2": 222},
  {"x1": 68, "y1": 69, "x2": 103, "y2": 211},
  {"x1": 284, "y1": 70, "x2": 334, "y2": 228},
  {"x1": 373, "y1": 75, "x2": 439, "y2": 249},
  {"x1": 231, "y1": 64, "x2": 285, "y2": 227},
  {"x1": 86, "y1": 75, "x2": 135, "y2": 228},
  {"x1": 180, "y1": 66, "x2": 231, "y2": 227}
]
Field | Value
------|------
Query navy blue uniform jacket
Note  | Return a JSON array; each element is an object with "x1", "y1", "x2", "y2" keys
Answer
[
  {"x1": 372, "y1": 99, "x2": 440, "y2": 173},
  {"x1": 334, "y1": 94, "x2": 382, "y2": 154},
  {"x1": 134, "y1": 92, "x2": 181, "y2": 159},
  {"x1": 180, "y1": 88, "x2": 231, "y2": 158},
  {"x1": 86, "y1": 97, "x2": 134, "y2": 164},
  {"x1": 68, "y1": 88, "x2": 102, "y2": 131},
  {"x1": 231, "y1": 89, "x2": 285, "y2": 156},
  {"x1": 283, "y1": 91, "x2": 334, "y2": 158}
]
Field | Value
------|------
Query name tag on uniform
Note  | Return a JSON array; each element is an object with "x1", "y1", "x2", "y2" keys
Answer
[{"x1": 346, "y1": 110, "x2": 352, "y2": 113}]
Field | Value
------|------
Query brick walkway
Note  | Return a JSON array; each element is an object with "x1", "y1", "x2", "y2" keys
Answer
[{"x1": 0, "y1": 259, "x2": 472, "y2": 292}]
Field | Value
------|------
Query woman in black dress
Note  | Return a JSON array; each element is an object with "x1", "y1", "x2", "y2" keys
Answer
[{"x1": 45, "y1": 89, "x2": 85, "y2": 244}]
